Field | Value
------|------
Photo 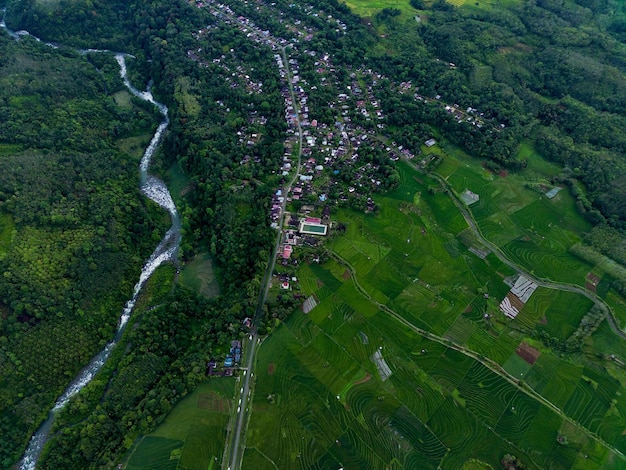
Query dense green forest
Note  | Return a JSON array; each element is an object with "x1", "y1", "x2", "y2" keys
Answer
[
  {"x1": 369, "y1": 0, "x2": 626, "y2": 228},
  {"x1": 4, "y1": 0, "x2": 626, "y2": 467},
  {"x1": 0, "y1": 34, "x2": 169, "y2": 466},
  {"x1": 2, "y1": 0, "x2": 288, "y2": 466}
]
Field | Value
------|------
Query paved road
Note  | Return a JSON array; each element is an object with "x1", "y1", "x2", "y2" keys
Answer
[{"x1": 224, "y1": 45, "x2": 302, "y2": 470}]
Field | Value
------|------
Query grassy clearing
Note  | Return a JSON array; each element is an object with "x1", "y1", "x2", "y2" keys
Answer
[
  {"x1": 0, "y1": 211, "x2": 15, "y2": 257},
  {"x1": 112, "y1": 90, "x2": 133, "y2": 109},
  {"x1": 166, "y1": 162, "x2": 192, "y2": 204},
  {"x1": 517, "y1": 141, "x2": 562, "y2": 178},
  {"x1": 115, "y1": 134, "x2": 152, "y2": 161},
  {"x1": 342, "y1": 0, "x2": 419, "y2": 18},
  {"x1": 179, "y1": 251, "x2": 220, "y2": 298},
  {"x1": 0, "y1": 143, "x2": 23, "y2": 156}
]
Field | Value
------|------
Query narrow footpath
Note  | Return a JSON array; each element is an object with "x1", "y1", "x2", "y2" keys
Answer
[{"x1": 329, "y1": 249, "x2": 625, "y2": 462}]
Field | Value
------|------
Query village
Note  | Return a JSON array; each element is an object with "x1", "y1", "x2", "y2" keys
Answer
[{"x1": 186, "y1": 0, "x2": 508, "y2": 371}]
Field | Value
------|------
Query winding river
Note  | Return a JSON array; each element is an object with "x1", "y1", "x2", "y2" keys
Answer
[{"x1": 1, "y1": 13, "x2": 181, "y2": 470}]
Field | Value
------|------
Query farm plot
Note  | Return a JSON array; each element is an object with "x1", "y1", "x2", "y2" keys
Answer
[
  {"x1": 333, "y1": 321, "x2": 379, "y2": 369},
  {"x1": 410, "y1": 339, "x2": 449, "y2": 372},
  {"x1": 587, "y1": 320, "x2": 626, "y2": 359},
  {"x1": 596, "y1": 392, "x2": 626, "y2": 453},
  {"x1": 464, "y1": 327, "x2": 519, "y2": 365},
  {"x1": 248, "y1": 145, "x2": 626, "y2": 468},
  {"x1": 519, "y1": 406, "x2": 563, "y2": 466},
  {"x1": 428, "y1": 396, "x2": 521, "y2": 469},
  {"x1": 444, "y1": 315, "x2": 477, "y2": 345},
  {"x1": 363, "y1": 251, "x2": 413, "y2": 300},
  {"x1": 389, "y1": 406, "x2": 448, "y2": 467},
  {"x1": 604, "y1": 290, "x2": 626, "y2": 330},
  {"x1": 502, "y1": 350, "x2": 533, "y2": 377},
  {"x1": 126, "y1": 380, "x2": 234, "y2": 470},
  {"x1": 563, "y1": 377, "x2": 615, "y2": 431},
  {"x1": 441, "y1": 154, "x2": 594, "y2": 287},
  {"x1": 241, "y1": 448, "x2": 275, "y2": 470},
  {"x1": 126, "y1": 437, "x2": 183, "y2": 470},
  {"x1": 246, "y1": 324, "x2": 413, "y2": 467},
  {"x1": 332, "y1": 224, "x2": 389, "y2": 277},
  {"x1": 249, "y1": 269, "x2": 623, "y2": 470},
  {"x1": 495, "y1": 391, "x2": 541, "y2": 443},
  {"x1": 536, "y1": 291, "x2": 593, "y2": 341},
  {"x1": 510, "y1": 199, "x2": 574, "y2": 241},
  {"x1": 390, "y1": 366, "x2": 447, "y2": 423},
  {"x1": 512, "y1": 286, "x2": 553, "y2": 329},
  {"x1": 300, "y1": 333, "x2": 364, "y2": 394},
  {"x1": 422, "y1": 190, "x2": 468, "y2": 236},
  {"x1": 503, "y1": 237, "x2": 592, "y2": 286},
  {"x1": 514, "y1": 287, "x2": 593, "y2": 341},
  {"x1": 540, "y1": 360, "x2": 583, "y2": 409},
  {"x1": 523, "y1": 351, "x2": 559, "y2": 394},
  {"x1": 251, "y1": 323, "x2": 536, "y2": 470},
  {"x1": 285, "y1": 307, "x2": 322, "y2": 346},
  {"x1": 456, "y1": 361, "x2": 517, "y2": 427},
  {"x1": 335, "y1": 281, "x2": 381, "y2": 318},
  {"x1": 390, "y1": 282, "x2": 436, "y2": 326},
  {"x1": 297, "y1": 263, "x2": 323, "y2": 296},
  {"x1": 427, "y1": 348, "x2": 474, "y2": 392},
  {"x1": 343, "y1": 0, "x2": 418, "y2": 18}
]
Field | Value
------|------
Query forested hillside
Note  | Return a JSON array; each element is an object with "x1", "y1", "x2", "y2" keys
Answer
[
  {"x1": 0, "y1": 33, "x2": 168, "y2": 465},
  {"x1": 2, "y1": 0, "x2": 287, "y2": 466},
  {"x1": 370, "y1": 0, "x2": 626, "y2": 228}
]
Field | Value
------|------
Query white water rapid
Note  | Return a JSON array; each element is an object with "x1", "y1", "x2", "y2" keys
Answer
[{"x1": 2, "y1": 22, "x2": 181, "y2": 470}]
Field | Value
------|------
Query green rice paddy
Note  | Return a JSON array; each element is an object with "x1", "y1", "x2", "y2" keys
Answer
[
  {"x1": 104, "y1": 128, "x2": 620, "y2": 469},
  {"x1": 126, "y1": 379, "x2": 235, "y2": 470},
  {"x1": 443, "y1": 152, "x2": 593, "y2": 286},
  {"x1": 242, "y1": 151, "x2": 626, "y2": 468}
]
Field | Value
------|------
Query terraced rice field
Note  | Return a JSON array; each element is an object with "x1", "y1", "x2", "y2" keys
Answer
[
  {"x1": 247, "y1": 304, "x2": 553, "y2": 468},
  {"x1": 246, "y1": 250, "x2": 625, "y2": 468},
  {"x1": 126, "y1": 380, "x2": 234, "y2": 470},
  {"x1": 443, "y1": 154, "x2": 595, "y2": 286},
  {"x1": 243, "y1": 154, "x2": 626, "y2": 467}
]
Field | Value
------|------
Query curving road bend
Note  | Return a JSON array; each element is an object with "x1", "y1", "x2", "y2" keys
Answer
[{"x1": 400, "y1": 156, "x2": 626, "y2": 341}]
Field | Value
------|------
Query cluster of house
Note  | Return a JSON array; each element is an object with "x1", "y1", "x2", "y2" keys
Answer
[
  {"x1": 191, "y1": 0, "x2": 407, "y2": 212},
  {"x1": 270, "y1": 188, "x2": 287, "y2": 228},
  {"x1": 191, "y1": 0, "x2": 512, "y2": 272},
  {"x1": 278, "y1": 211, "x2": 330, "y2": 265},
  {"x1": 187, "y1": 38, "x2": 265, "y2": 94},
  {"x1": 207, "y1": 340, "x2": 243, "y2": 377},
  {"x1": 200, "y1": 1, "x2": 287, "y2": 50},
  {"x1": 397, "y1": 80, "x2": 502, "y2": 130},
  {"x1": 277, "y1": 56, "x2": 396, "y2": 206},
  {"x1": 239, "y1": 0, "x2": 348, "y2": 40},
  {"x1": 192, "y1": 0, "x2": 510, "y2": 200}
]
